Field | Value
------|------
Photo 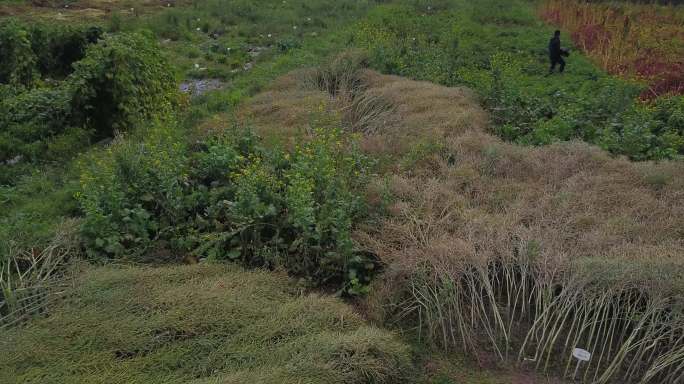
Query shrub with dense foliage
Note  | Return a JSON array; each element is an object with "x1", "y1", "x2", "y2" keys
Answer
[
  {"x1": 78, "y1": 126, "x2": 375, "y2": 293},
  {"x1": 0, "y1": 18, "x2": 102, "y2": 88},
  {"x1": 68, "y1": 32, "x2": 179, "y2": 137},
  {"x1": 0, "y1": 19, "x2": 36, "y2": 87},
  {"x1": 0, "y1": 21, "x2": 177, "y2": 181}
]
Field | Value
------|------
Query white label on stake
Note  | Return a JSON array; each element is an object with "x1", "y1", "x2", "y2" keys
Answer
[{"x1": 573, "y1": 348, "x2": 591, "y2": 361}]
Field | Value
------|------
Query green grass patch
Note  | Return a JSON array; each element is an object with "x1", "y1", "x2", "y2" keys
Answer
[{"x1": 0, "y1": 264, "x2": 411, "y2": 384}]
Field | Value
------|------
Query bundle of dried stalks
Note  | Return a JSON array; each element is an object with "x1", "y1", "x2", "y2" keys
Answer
[
  {"x1": 356, "y1": 73, "x2": 684, "y2": 383},
  {"x1": 0, "y1": 219, "x2": 80, "y2": 329}
]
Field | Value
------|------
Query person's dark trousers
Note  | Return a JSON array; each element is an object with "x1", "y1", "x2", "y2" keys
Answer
[{"x1": 549, "y1": 56, "x2": 565, "y2": 73}]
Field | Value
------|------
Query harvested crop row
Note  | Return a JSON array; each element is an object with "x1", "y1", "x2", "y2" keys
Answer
[
  {"x1": 244, "y1": 58, "x2": 684, "y2": 383},
  {"x1": 360, "y1": 73, "x2": 684, "y2": 384}
]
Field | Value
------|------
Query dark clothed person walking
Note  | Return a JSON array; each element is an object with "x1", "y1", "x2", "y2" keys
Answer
[{"x1": 549, "y1": 30, "x2": 565, "y2": 74}]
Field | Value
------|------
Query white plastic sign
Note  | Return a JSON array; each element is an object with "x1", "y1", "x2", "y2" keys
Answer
[{"x1": 573, "y1": 348, "x2": 591, "y2": 361}]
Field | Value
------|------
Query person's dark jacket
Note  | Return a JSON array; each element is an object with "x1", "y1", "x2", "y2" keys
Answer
[{"x1": 549, "y1": 36, "x2": 562, "y2": 59}]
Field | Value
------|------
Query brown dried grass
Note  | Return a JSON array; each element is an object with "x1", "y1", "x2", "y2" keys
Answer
[
  {"x1": 237, "y1": 69, "x2": 335, "y2": 148},
  {"x1": 356, "y1": 73, "x2": 684, "y2": 383},
  {"x1": 242, "y1": 56, "x2": 684, "y2": 382}
]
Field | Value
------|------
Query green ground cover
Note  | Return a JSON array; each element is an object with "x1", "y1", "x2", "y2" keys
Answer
[
  {"x1": 2, "y1": 0, "x2": 683, "y2": 382},
  {"x1": 354, "y1": 0, "x2": 684, "y2": 160},
  {"x1": 1, "y1": 0, "x2": 382, "y2": 286}
]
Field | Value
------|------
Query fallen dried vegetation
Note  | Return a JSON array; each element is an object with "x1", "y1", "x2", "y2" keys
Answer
[{"x1": 0, "y1": 264, "x2": 411, "y2": 384}]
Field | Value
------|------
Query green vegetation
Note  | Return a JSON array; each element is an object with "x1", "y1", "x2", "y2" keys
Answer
[
  {"x1": 2, "y1": 0, "x2": 684, "y2": 383},
  {"x1": 1, "y1": 2, "x2": 402, "y2": 339},
  {"x1": 354, "y1": 0, "x2": 684, "y2": 160},
  {"x1": 77, "y1": 124, "x2": 374, "y2": 292},
  {"x1": 118, "y1": 0, "x2": 381, "y2": 81},
  {"x1": 1, "y1": 0, "x2": 381, "y2": 299},
  {"x1": 0, "y1": 19, "x2": 177, "y2": 183}
]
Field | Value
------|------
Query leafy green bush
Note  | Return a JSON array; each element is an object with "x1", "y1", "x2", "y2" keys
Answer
[
  {"x1": 282, "y1": 129, "x2": 372, "y2": 292},
  {"x1": 78, "y1": 126, "x2": 374, "y2": 293},
  {"x1": 77, "y1": 126, "x2": 188, "y2": 259},
  {"x1": 28, "y1": 24, "x2": 102, "y2": 80},
  {"x1": 69, "y1": 32, "x2": 179, "y2": 138},
  {"x1": 0, "y1": 86, "x2": 74, "y2": 163},
  {"x1": 0, "y1": 19, "x2": 36, "y2": 87},
  {"x1": 0, "y1": 19, "x2": 102, "y2": 87},
  {"x1": 0, "y1": 30, "x2": 178, "y2": 182}
]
